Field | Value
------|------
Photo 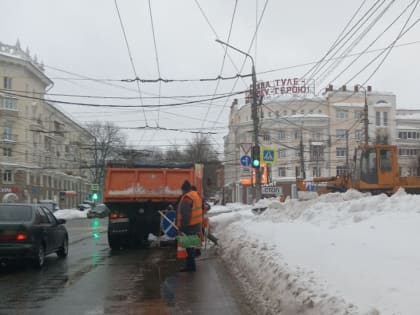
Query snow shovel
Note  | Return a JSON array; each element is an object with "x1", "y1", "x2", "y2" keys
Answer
[{"x1": 158, "y1": 211, "x2": 202, "y2": 248}]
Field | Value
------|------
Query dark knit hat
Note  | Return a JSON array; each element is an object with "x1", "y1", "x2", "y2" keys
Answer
[{"x1": 181, "y1": 180, "x2": 192, "y2": 192}]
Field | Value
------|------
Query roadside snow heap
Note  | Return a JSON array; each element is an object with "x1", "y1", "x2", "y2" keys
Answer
[{"x1": 210, "y1": 189, "x2": 420, "y2": 315}]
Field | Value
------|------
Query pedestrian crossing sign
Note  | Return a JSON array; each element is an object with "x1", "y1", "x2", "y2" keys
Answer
[{"x1": 262, "y1": 148, "x2": 276, "y2": 164}]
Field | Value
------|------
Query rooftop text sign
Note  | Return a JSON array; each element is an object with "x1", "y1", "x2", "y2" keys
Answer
[{"x1": 245, "y1": 78, "x2": 315, "y2": 103}]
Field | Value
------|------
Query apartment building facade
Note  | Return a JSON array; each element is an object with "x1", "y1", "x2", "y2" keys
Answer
[
  {"x1": 224, "y1": 84, "x2": 406, "y2": 204},
  {"x1": 0, "y1": 41, "x2": 93, "y2": 207}
]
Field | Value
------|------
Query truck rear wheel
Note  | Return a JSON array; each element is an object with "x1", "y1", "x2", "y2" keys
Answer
[{"x1": 108, "y1": 234, "x2": 121, "y2": 250}]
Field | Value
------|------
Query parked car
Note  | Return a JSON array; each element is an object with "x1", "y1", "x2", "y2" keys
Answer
[
  {"x1": 0, "y1": 203, "x2": 68, "y2": 268},
  {"x1": 38, "y1": 200, "x2": 60, "y2": 212},
  {"x1": 77, "y1": 203, "x2": 92, "y2": 211},
  {"x1": 87, "y1": 204, "x2": 109, "y2": 218}
]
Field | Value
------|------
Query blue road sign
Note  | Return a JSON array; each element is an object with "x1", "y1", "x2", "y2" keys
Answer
[
  {"x1": 262, "y1": 149, "x2": 275, "y2": 163},
  {"x1": 240, "y1": 155, "x2": 251, "y2": 167}
]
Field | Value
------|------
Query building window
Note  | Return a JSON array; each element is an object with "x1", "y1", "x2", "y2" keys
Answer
[
  {"x1": 313, "y1": 167, "x2": 321, "y2": 177},
  {"x1": 398, "y1": 148, "x2": 418, "y2": 156},
  {"x1": 376, "y1": 112, "x2": 381, "y2": 126},
  {"x1": 300, "y1": 110, "x2": 304, "y2": 114},
  {"x1": 383, "y1": 112, "x2": 388, "y2": 126},
  {"x1": 278, "y1": 167, "x2": 286, "y2": 177},
  {"x1": 292, "y1": 110, "x2": 297, "y2": 115},
  {"x1": 295, "y1": 166, "x2": 301, "y2": 178},
  {"x1": 310, "y1": 145, "x2": 324, "y2": 161},
  {"x1": 398, "y1": 131, "x2": 420, "y2": 140},
  {"x1": 309, "y1": 109, "x2": 314, "y2": 114},
  {"x1": 3, "y1": 127, "x2": 12, "y2": 140},
  {"x1": 336, "y1": 109, "x2": 348, "y2": 119},
  {"x1": 355, "y1": 129, "x2": 363, "y2": 141},
  {"x1": 268, "y1": 111, "x2": 272, "y2": 117},
  {"x1": 283, "y1": 110, "x2": 287, "y2": 116},
  {"x1": 336, "y1": 129, "x2": 346, "y2": 139},
  {"x1": 3, "y1": 170, "x2": 12, "y2": 183},
  {"x1": 1, "y1": 97, "x2": 17, "y2": 110},
  {"x1": 294, "y1": 130, "x2": 301, "y2": 140},
  {"x1": 262, "y1": 134, "x2": 271, "y2": 142},
  {"x1": 296, "y1": 146, "x2": 304, "y2": 158},
  {"x1": 279, "y1": 130, "x2": 286, "y2": 140},
  {"x1": 312, "y1": 131, "x2": 321, "y2": 140},
  {"x1": 277, "y1": 149, "x2": 286, "y2": 158},
  {"x1": 3, "y1": 148, "x2": 12, "y2": 157},
  {"x1": 3, "y1": 77, "x2": 12, "y2": 89},
  {"x1": 275, "y1": 111, "x2": 279, "y2": 118},
  {"x1": 336, "y1": 166, "x2": 347, "y2": 176},
  {"x1": 355, "y1": 111, "x2": 363, "y2": 119},
  {"x1": 336, "y1": 147, "x2": 347, "y2": 157}
]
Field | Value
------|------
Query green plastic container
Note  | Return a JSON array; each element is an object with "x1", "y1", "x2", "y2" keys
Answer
[{"x1": 176, "y1": 234, "x2": 202, "y2": 248}]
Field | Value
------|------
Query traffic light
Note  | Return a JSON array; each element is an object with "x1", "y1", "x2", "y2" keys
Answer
[
  {"x1": 92, "y1": 192, "x2": 98, "y2": 201},
  {"x1": 251, "y1": 145, "x2": 260, "y2": 168}
]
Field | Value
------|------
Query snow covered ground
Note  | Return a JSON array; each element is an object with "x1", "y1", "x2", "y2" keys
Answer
[{"x1": 210, "y1": 189, "x2": 420, "y2": 315}]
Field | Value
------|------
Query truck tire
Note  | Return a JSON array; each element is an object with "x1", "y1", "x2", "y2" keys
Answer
[{"x1": 108, "y1": 234, "x2": 121, "y2": 250}]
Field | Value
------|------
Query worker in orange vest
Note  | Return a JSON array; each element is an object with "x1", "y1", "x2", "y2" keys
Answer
[{"x1": 176, "y1": 180, "x2": 202, "y2": 272}]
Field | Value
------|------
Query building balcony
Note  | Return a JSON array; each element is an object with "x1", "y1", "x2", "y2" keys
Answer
[
  {"x1": 0, "y1": 107, "x2": 18, "y2": 118},
  {"x1": 29, "y1": 123, "x2": 46, "y2": 132},
  {"x1": 0, "y1": 134, "x2": 17, "y2": 143}
]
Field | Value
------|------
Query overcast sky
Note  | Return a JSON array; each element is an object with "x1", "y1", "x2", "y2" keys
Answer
[{"x1": 1, "y1": 0, "x2": 419, "y2": 154}]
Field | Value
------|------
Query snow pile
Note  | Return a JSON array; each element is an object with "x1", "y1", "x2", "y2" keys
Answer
[
  {"x1": 54, "y1": 209, "x2": 87, "y2": 220},
  {"x1": 211, "y1": 190, "x2": 420, "y2": 315}
]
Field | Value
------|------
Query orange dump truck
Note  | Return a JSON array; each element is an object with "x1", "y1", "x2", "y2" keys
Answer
[{"x1": 104, "y1": 162, "x2": 203, "y2": 249}]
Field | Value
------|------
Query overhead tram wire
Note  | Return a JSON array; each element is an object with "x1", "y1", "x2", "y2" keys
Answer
[
  {"x1": 307, "y1": 0, "x2": 369, "y2": 82},
  {"x1": 314, "y1": 0, "x2": 390, "y2": 85},
  {"x1": 199, "y1": 0, "x2": 239, "y2": 130},
  {"x1": 269, "y1": 0, "x2": 404, "y2": 125},
  {"x1": 208, "y1": 0, "x2": 270, "y2": 148},
  {"x1": 287, "y1": 0, "x2": 388, "y2": 116},
  {"x1": 147, "y1": 0, "x2": 163, "y2": 146},
  {"x1": 0, "y1": 88, "x2": 246, "y2": 108},
  {"x1": 348, "y1": 2, "x2": 420, "y2": 86},
  {"x1": 328, "y1": 0, "x2": 418, "y2": 85},
  {"x1": 114, "y1": 0, "x2": 148, "y2": 132}
]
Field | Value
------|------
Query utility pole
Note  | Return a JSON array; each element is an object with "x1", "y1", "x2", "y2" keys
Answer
[
  {"x1": 216, "y1": 39, "x2": 261, "y2": 201},
  {"x1": 300, "y1": 127, "x2": 306, "y2": 179},
  {"x1": 363, "y1": 87, "x2": 369, "y2": 146},
  {"x1": 346, "y1": 129, "x2": 349, "y2": 174}
]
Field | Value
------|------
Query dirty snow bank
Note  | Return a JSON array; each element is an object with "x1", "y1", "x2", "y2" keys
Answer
[{"x1": 211, "y1": 190, "x2": 420, "y2": 314}]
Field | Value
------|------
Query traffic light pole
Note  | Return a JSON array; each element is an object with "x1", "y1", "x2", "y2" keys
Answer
[
  {"x1": 215, "y1": 39, "x2": 261, "y2": 201},
  {"x1": 251, "y1": 64, "x2": 262, "y2": 201}
]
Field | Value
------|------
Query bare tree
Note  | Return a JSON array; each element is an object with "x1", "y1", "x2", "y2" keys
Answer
[
  {"x1": 183, "y1": 134, "x2": 221, "y2": 198},
  {"x1": 85, "y1": 121, "x2": 127, "y2": 186}
]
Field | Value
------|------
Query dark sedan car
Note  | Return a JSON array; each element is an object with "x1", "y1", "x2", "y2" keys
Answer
[
  {"x1": 0, "y1": 203, "x2": 68, "y2": 268},
  {"x1": 87, "y1": 204, "x2": 109, "y2": 218}
]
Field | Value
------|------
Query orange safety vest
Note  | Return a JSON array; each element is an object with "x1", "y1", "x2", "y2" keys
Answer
[{"x1": 176, "y1": 191, "x2": 203, "y2": 227}]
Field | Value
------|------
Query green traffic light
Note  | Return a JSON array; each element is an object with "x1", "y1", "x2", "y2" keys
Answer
[
  {"x1": 92, "y1": 192, "x2": 98, "y2": 200},
  {"x1": 252, "y1": 160, "x2": 260, "y2": 167}
]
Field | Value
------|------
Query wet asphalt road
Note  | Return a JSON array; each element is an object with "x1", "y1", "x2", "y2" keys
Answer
[{"x1": 0, "y1": 218, "x2": 254, "y2": 315}]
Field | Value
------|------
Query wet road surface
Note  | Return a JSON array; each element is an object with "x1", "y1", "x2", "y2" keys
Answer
[{"x1": 0, "y1": 218, "x2": 254, "y2": 315}]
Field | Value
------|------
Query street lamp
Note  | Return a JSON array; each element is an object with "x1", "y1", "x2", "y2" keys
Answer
[{"x1": 215, "y1": 39, "x2": 261, "y2": 201}]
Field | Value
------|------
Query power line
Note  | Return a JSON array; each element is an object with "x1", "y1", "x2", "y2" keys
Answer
[
  {"x1": 1, "y1": 88, "x2": 246, "y2": 108},
  {"x1": 114, "y1": 0, "x2": 147, "y2": 125}
]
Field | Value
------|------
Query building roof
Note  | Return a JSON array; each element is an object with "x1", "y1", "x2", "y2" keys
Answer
[{"x1": 0, "y1": 41, "x2": 52, "y2": 87}]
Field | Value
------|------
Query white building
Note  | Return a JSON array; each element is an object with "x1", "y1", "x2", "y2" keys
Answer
[
  {"x1": 224, "y1": 84, "x2": 403, "y2": 204},
  {"x1": 0, "y1": 41, "x2": 93, "y2": 206}
]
